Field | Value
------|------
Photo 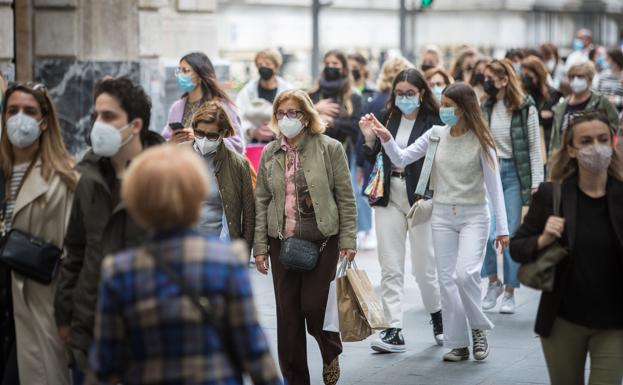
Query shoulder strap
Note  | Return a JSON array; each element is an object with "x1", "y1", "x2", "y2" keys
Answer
[
  {"x1": 414, "y1": 126, "x2": 441, "y2": 199},
  {"x1": 144, "y1": 246, "x2": 241, "y2": 371},
  {"x1": 552, "y1": 182, "x2": 562, "y2": 216}
]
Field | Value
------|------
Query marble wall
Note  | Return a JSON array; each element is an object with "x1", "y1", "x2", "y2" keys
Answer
[{"x1": 34, "y1": 59, "x2": 139, "y2": 156}]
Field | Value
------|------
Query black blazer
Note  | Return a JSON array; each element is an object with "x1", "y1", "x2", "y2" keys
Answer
[
  {"x1": 510, "y1": 176, "x2": 623, "y2": 337},
  {"x1": 363, "y1": 108, "x2": 442, "y2": 207}
]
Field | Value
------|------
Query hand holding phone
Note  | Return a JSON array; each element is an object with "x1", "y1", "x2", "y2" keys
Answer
[{"x1": 169, "y1": 122, "x2": 184, "y2": 131}]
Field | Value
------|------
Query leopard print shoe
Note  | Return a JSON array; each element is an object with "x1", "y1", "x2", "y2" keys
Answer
[{"x1": 322, "y1": 356, "x2": 340, "y2": 385}]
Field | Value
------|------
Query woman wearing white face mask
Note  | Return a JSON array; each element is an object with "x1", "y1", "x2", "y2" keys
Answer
[
  {"x1": 549, "y1": 62, "x2": 619, "y2": 157},
  {"x1": 253, "y1": 89, "x2": 356, "y2": 385},
  {"x1": 511, "y1": 110, "x2": 623, "y2": 385},
  {"x1": 189, "y1": 101, "x2": 255, "y2": 247},
  {"x1": 0, "y1": 83, "x2": 79, "y2": 385}
]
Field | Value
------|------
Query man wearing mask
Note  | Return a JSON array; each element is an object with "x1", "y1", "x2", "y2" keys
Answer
[
  {"x1": 549, "y1": 62, "x2": 619, "y2": 156},
  {"x1": 236, "y1": 49, "x2": 293, "y2": 144},
  {"x1": 348, "y1": 53, "x2": 376, "y2": 107},
  {"x1": 54, "y1": 77, "x2": 164, "y2": 384},
  {"x1": 565, "y1": 29, "x2": 593, "y2": 72}
]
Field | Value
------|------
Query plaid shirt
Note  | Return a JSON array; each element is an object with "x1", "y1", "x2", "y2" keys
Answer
[{"x1": 89, "y1": 228, "x2": 282, "y2": 385}]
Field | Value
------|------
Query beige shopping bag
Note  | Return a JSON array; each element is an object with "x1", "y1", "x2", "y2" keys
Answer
[
  {"x1": 337, "y1": 262, "x2": 372, "y2": 342},
  {"x1": 345, "y1": 262, "x2": 389, "y2": 330}
]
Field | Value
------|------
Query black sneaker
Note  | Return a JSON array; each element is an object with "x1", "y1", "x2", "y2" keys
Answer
[
  {"x1": 443, "y1": 347, "x2": 470, "y2": 362},
  {"x1": 370, "y1": 328, "x2": 406, "y2": 353},
  {"x1": 430, "y1": 311, "x2": 444, "y2": 346},
  {"x1": 472, "y1": 329, "x2": 490, "y2": 361}
]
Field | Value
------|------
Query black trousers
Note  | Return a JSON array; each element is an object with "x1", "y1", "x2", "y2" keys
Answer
[{"x1": 269, "y1": 236, "x2": 342, "y2": 385}]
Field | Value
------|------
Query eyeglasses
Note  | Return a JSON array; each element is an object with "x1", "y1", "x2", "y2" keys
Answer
[
  {"x1": 194, "y1": 130, "x2": 221, "y2": 141},
  {"x1": 275, "y1": 109, "x2": 303, "y2": 120},
  {"x1": 394, "y1": 90, "x2": 418, "y2": 98}
]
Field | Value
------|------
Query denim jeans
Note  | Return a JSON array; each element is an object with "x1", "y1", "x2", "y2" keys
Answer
[
  {"x1": 481, "y1": 159, "x2": 523, "y2": 288},
  {"x1": 350, "y1": 147, "x2": 372, "y2": 232}
]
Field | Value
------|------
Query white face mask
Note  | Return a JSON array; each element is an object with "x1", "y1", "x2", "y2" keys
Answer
[
  {"x1": 570, "y1": 77, "x2": 588, "y2": 94},
  {"x1": 90, "y1": 120, "x2": 133, "y2": 157},
  {"x1": 6, "y1": 112, "x2": 43, "y2": 148},
  {"x1": 546, "y1": 59, "x2": 556, "y2": 73},
  {"x1": 195, "y1": 137, "x2": 221, "y2": 156},
  {"x1": 278, "y1": 116, "x2": 304, "y2": 139}
]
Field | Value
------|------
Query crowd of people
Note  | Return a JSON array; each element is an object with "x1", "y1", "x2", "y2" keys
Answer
[{"x1": 0, "y1": 26, "x2": 622, "y2": 385}]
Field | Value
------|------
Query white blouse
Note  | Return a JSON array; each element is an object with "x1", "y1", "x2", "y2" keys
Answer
[{"x1": 382, "y1": 125, "x2": 509, "y2": 236}]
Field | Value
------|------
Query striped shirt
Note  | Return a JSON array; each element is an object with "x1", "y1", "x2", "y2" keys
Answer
[
  {"x1": 4, "y1": 163, "x2": 29, "y2": 231},
  {"x1": 596, "y1": 72, "x2": 623, "y2": 112},
  {"x1": 489, "y1": 100, "x2": 544, "y2": 188}
]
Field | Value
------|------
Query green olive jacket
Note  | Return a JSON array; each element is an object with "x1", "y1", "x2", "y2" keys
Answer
[{"x1": 253, "y1": 132, "x2": 357, "y2": 256}]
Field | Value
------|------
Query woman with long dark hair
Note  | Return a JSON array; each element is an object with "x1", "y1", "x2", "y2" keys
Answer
[
  {"x1": 361, "y1": 82, "x2": 509, "y2": 362},
  {"x1": 360, "y1": 68, "x2": 443, "y2": 353},
  {"x1": 162, "y1": 52, "x2": 243, "y2": 153},
  {"x1": 480, "y1": 59, "x2": 544, "y2": 314},
  {"x1": 511, "y1": 111, "x2": 623, "y2": 385}
]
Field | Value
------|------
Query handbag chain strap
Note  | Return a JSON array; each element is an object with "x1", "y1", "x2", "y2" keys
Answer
[{"x1": 414, "y1": 127, "x2": 441, "y2": 200}]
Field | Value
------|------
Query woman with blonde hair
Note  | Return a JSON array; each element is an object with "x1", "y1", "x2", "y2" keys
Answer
[
  {"x1": 480, "y1": 59, "x2": 544, "y2": 314},
  {"x1": 361, "y1": 82, "x2": 508, "y2": 362},
  {"x1": 0, "y1": 83, "x2": 79, "y2": 385},
  {"x1": 254, "y1": 89, "x2": 356, "y2": 385},
  {"x1": 190, "y1": 101, "x2": 255, "y2": 247},
  {"x1": 511, "y1": 111, "x2": 623, "y2": 385},
  {"x1": 90, "y1": 145, "x2": 281, "y2": 385}
]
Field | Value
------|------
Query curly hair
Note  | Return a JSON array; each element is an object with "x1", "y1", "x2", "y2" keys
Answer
[{"x1": 94, "y1": 77, "x2": 151, "y2": 140}]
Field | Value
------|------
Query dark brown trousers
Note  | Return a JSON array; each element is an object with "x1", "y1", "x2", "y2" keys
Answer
[{"x1": 269, "y1": 236, "x2": 343, "y2": 385}]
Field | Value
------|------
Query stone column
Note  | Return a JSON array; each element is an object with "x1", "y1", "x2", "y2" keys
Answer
[
  {"x1": 33, "y1": 0, "x2": 140, "y2": 155},
  {"x1": 0, "y1": 0, "x2": 15, "y2": 83}
]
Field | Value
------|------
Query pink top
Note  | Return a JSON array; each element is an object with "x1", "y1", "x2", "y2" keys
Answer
[{"x1": 280, "y1": 137, "x2": 300, "y2": 238}]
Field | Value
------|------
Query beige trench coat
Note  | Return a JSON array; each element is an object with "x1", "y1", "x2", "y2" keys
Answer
[{"x1": 10, "y1": 160, "x2": 75, "y2": 385}]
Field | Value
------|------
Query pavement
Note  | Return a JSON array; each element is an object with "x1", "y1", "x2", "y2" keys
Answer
[{"x1": 249, "y1": 247, "x2": 552, "y2": 385}]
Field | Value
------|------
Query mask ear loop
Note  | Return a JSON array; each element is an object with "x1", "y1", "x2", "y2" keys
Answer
[{"x1": 119, "y1": 120, "x2": 136, "y2": 148}]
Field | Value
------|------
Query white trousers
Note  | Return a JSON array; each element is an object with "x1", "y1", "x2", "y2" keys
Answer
[
  {"x1": 431, "y1": 203, "x2": 494, "y2": 349},
  {"x1": 375, "y1": 177, "x2": 441, "y2": 328}
]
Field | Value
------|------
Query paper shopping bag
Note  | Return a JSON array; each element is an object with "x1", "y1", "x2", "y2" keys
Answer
[
  {"x1": 337, "y1": 263, "x2": 372, "y2": 342},
  {"x1": 345, "y1": 262, "x2": 389, "y2": 330}
]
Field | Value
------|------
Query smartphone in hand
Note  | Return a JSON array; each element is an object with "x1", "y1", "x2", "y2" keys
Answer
[{"x1": 169, "y1": 122, "x2": 184, "y2": 131}]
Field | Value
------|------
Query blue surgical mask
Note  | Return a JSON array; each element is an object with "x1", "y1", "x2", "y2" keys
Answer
[
  {"x1": 573, "y1": 38, "x2": 584, "y2": 51},
  {"x1": 513, "y1": 62, "x2": 522, "y2": 75},
  {"x1": 176, "y1": 74, "x2": 197, "y2": 93},
  {"x1": 395, "y1": 95, "x2": 420, "y2": 114},
  {"x1": 439, "y1": 107, "x2": 459, "y2": 127},
  {"x1": 595, "y1": 56, "x2": 609, "y2": 71},
  {"x1": 432, "y1": 86, "x2": 444, "y2": 101}
]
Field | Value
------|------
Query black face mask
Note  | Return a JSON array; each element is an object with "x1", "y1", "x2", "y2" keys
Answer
[
  {"x1": 324, "y1": 67, "x2": 343, "y2": 81},
  {"x1": 521, "y1": 75, "x2": 536, "y2": 92},
  {"x1": 474, "y1": 73, "x2": 485, "y2": 85},
  {"x1": 421, "y1": 63, "x2": 434, "y2": 72},
  {"x1": 483, "y1": 80, "x2": 499, "y2": 98},
  {"x1": 351, "y1": 68, "x2": 362, "y2": 81},
  {"x1": 258, "y1": 67, "x2": 274, "y2": 81}
]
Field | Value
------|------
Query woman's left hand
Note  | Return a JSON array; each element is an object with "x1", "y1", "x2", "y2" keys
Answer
[
  {"x1": 339, "y1": 248, "x2": 357, "y2": 262},
  {"x1": 495, "y1": 235, "x2": 510, "y2": 250}
]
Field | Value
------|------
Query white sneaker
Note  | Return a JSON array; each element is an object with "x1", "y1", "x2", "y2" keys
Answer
[
  {"x1": 499, "y1": 293, "x2": 516, "y2": 314},
  {"x1": 482, "y1": 281, "x2": 504, "y2": 310}
]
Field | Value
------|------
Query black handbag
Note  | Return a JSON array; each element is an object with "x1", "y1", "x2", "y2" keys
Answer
[
  {"x1": 517, "y1": 182, "x2": 568, "y2": 292},
  {"x1": 0, "y1": 229, "x2": 63, "y2": 284},
  {"x1": 279, "y1": 237, "x2": 328, "y2": 272}
]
